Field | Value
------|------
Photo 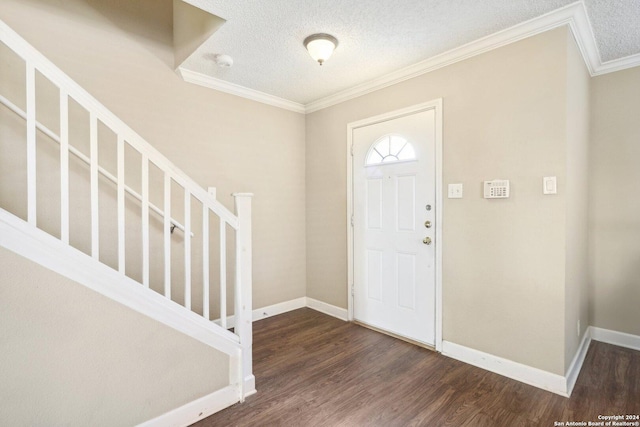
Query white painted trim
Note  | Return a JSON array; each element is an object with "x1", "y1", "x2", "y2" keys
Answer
[
  {"x1": 307, "y1": 2, "x2": 600, "y2": 113},
  {"x1": 346, "y1": 100, "x2": 444, "y2": 351},
  {"x1": 433, "y1": 99, "x2": 444, "y2": 353},
  {"x1": 565, "y1": 329, "x2": 592, "y2": 396},
  {"x1": 243, "y1": 375, "x2": 256, "y2": 398},
  {"x1": 231, "y1": 193, "x2": 254, "y2": 402},
  {"x1": 214, "y1": 297, "x2": 349, "y2": 328},
  {"x1": 251, "y1": 296, "x2": 306, "y2": 321},
  {"x1": 564, "y1": 0, "x2": 600, "y2": 76},
  {"x1": 442, "y1": 341, "x2": 569, "y2": 397},
  {"x1": 137, "y1": 385, "x2": 240, "y2": 427},
  {"x1": 346, "y1": 117, "x2": 355, "y2": 323},
  {"x1": 306, "y1": 297, "x2": 349, "y2": 321},
  {"x1": 590, "y1": 326, "x2": 640, "y2": 352},
  {"x1": 179, "y1": 68, "x2": 306, "y2": 114},
  {"x1": 594, "y1": 52, "x2": 640, "y2": 76},
  {"x1": 442, "y1": 328, "x2": 639, "y2": 398},
  {"x1": 174, "y1": 2, "x2": 639, "y2": 114},
  {"x1": 0, "y1": 208, "x2": 242, "y2": 358},
  {"x1": 215, "y1": 297, "x2": 307, "y2": 328},
  {"x1": 0, "y1": 19, "x2": 239, "y2": 228}
]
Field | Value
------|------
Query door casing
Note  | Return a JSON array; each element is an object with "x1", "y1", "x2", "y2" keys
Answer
[{"x1": 346, "y1": 99, "x2": 443, "y2": 352}]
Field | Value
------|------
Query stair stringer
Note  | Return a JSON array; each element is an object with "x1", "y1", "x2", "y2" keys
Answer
[{"x1": 0, "y1": 207, "x2": 244, "y2": 385}]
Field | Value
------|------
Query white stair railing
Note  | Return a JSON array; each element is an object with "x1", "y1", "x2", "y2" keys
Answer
[{"x1": 0, "y1": 19, "x2": 253, "y2": 397}]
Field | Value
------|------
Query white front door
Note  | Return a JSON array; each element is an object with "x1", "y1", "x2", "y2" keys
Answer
[{"x1": 352, "y1": 109, "x2": 436, "y2": 346}]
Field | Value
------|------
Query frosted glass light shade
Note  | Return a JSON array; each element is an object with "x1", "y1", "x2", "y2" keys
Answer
[{"x1": 304, "y1": 34, "x2": 338, "y2": 65}]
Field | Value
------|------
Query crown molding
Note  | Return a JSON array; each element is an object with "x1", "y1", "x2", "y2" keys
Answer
[
  {"x1": 593, "y1": 52, "x2": 640, "y2": 76},
  {"x1": 179, "y1": 1, "x2": 639, "y2": 114},
  {"x1": 178, "y1": 68, "x2": 306, "y2": 114},
  {"x1": 305, "y1": 1, "x2": 638, "y2": 113},
  {"x1": 306, "y1": 2, "x2": 589, "y2": 113}
]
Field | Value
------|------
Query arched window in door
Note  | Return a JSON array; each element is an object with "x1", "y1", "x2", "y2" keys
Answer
[{"x1": 365, "y1": 134, "x2": 416, "y2": 166}]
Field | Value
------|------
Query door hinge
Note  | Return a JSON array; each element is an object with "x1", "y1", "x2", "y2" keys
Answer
[
  {"x1": 350, "y1": 145, "x2": 354, "y2": 156},
  {"x1": 350, "y1": 215, "x2": 354, "y2": 227},
  {"x1": 351, "y1": 284, "x2": 355, "y2": 296}
]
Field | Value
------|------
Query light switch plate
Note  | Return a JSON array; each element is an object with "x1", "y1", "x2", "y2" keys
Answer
[
  {"x1": 208, "y1": 186, "x2": 217, "y2": 199},
  {"x1": 448, "y1": 183, "x2": 463, "y2": 199},
  {"x1": 543, "y1": 177, "x2": 557, "y2": 195}
]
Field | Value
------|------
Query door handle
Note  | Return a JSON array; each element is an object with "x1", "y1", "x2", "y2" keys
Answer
[{"x1": 423, "y1": 237, "x2": 432, "y2": 245}]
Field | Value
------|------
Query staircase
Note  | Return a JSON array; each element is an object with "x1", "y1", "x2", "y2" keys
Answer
[{"x1": 0, "y1": 18, "x2": 253, "y2": 424}]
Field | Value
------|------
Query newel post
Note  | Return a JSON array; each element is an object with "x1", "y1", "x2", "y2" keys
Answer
[{"x1": 232, "y1": 193, "x2": 255, "y2": 398}]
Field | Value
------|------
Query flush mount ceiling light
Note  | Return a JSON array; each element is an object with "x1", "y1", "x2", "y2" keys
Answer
[{"x1": 303, "y1": 33, "x2": 338, "y2": 66}]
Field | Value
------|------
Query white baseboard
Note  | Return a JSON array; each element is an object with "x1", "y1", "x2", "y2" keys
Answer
[
  {"x1": 214, "y1": 296, "x2": 348, "y2": 328},
  {"x1": 590, "y1": 326, "x2": 640, "y2": 352},
  {"x1": 137, "y1": 385, "x2": 240, "y2": 427},
  {"x1": 442, "y1": 341, "x2": 568, "y2": 397},
  {"x1": 565, "y1": 329, "x2": 592, "y2": 396},
  {"x1": 306, "y1": 297, "x2": 349, "y2": 321},
  {"x1": 243, "y1": 374, "x2": 256, "y2": 398},
  {"x1": 254, "y1": 297, "x2": 308, "y2": 322},
  {"x1": 214, "y1": 297, "x2": 307, "y2": 328},
  {"x1": 443, "y1": 326, "x2": 640, "y2": 398}
]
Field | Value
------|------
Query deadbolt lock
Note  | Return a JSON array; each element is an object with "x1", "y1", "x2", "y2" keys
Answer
[
  {"x1": 423, "y1": 237, "x2": 432, "y2": 245},
  {"x1": 424, "y1": 220, "x2": 432, "y2": 228}
]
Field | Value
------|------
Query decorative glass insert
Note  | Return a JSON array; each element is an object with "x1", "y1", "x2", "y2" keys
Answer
[{"x1": 365, "y1": 135, "x2": 416, "y2": 166}]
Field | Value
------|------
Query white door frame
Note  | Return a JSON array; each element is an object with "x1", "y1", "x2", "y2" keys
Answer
[{"x1": 346, "y1": 99, "x2": 443, "y2": 352}]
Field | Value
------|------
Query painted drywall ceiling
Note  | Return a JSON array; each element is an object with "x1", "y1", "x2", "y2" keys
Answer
[{"x1": 181, "y1": 0, "x2": 640, "y2": 105}]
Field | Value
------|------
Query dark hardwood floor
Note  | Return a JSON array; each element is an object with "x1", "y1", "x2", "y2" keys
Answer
[{"x1": 195, "y1": 308, "x2": 640, "y2": 426}]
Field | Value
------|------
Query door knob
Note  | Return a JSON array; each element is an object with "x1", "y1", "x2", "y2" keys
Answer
[
  {"x1": 423, "y1": 237, "x2": 432, "y2": 245},
  {"x1": 424, "y1": 220, "x2": 432, "y2": 228}
]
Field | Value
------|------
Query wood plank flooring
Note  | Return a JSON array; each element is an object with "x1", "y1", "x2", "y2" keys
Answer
[{"x1": 195, "y1": 308, "x2": 640, "y2": 426}]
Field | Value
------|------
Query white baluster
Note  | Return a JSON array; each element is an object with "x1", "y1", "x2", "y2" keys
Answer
[
  {"x1": 90, "y1": 113, "x2": 99, "y2": 259},
  {"x1": 184, "y1": 190, "x2": 191, "y2": 310},
  {"x1": 220, "y1": 220, "x2": 227, "y2": 329},
  {"x1": 117, "y1": 136, "x2": 125, "y2": 274},
  {"x1": 141, "y1": 155, "x2": 149, "y2": 287},
  {"x1": 202, "y1": 206, "x2": 210, "y2": 320},
  {"x1": 26, "y1": 63, "x2": 36, "y2": 225},
  {"x1": 164, "y1": 173, "x2": 171, "y2": 298},
  {"x1": 60, "y1": 90, "x2": 69, "y2": 244}
]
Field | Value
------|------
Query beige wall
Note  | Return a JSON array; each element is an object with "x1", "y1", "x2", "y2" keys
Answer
[
  {"x1": 0, "y1": 1, "x2": 305, "y2": 423},
  {"x1": 0, "y1": 0, "x2": 307, "y2": 311},
  {"x1": 0, "y1": 246, "x2": 229, "y2": 426},
  {"x1": 307, "y1": 28, "x2": 574, "y2": 374},
  {"x1": 589, "y1": 66, "x2": 640, "y2": 337},
  {"x1": 2, "y1": 0, "x2": 638, "y2": 397},
  {"x1": 173, "y1": 0, "x2": 225, "y2": 68},
  {"x1": 564, "y1": 34, "x2": 590, "y2": 370}
]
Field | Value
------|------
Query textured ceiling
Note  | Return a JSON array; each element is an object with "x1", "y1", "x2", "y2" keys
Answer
[{"x1": 181, "y1": 0, "x2": 640, "y2": 105}]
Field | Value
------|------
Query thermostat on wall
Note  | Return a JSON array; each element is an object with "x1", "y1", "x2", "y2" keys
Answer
[{"x1": 484, "y1": 180, "x2": 510, "y2": 199}]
